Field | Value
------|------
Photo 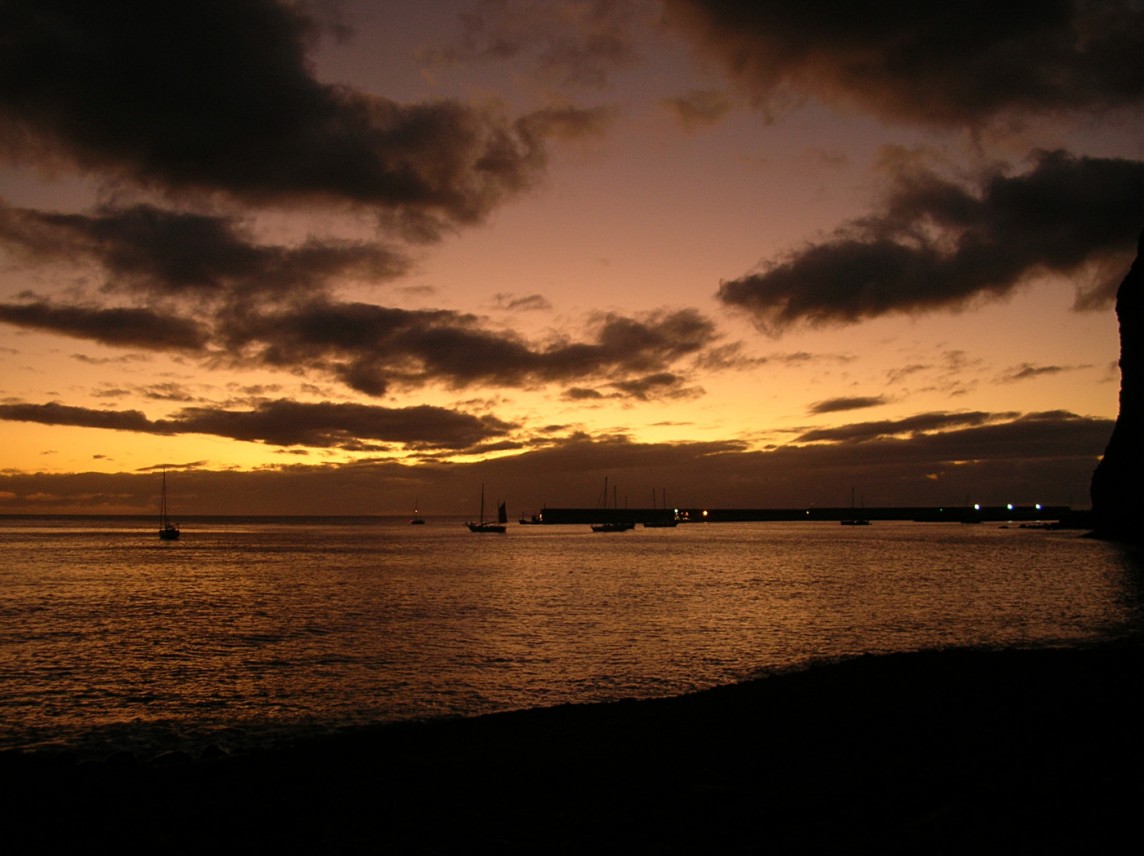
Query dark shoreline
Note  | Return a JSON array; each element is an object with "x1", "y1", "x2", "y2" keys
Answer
[{"x1": 6, "y1": 637, "x2": 1141, "y2": 853}]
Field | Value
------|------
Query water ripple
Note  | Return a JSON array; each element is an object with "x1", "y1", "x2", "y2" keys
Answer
[{"x1": 0, "y1": 516, "x2": 1140, "y2": 760}]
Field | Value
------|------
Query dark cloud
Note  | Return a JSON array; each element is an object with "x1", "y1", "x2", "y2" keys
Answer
[
  {"x1": 160, "y1": 400, "x2": 513, "y2": 449},
  {"x1": 892, "y1": 350, "x2": 987, "y2": 399},
  {"x1": 0, "y1": 399, "x2": 513, "y2": 451},
  {"x1": 218, "y1": 302, "x2": 720, "y2": 396},
  {"x1": 71, "y1": 353, "x2": 149, "y2": 367},
  {"x1": 826, "y1": 410, "x2": 1113, "y2": 467},
  {"x1": 808, "y1": 395, "x2": 887, "y2": 414},
  {"x1": 885, "y1": 363, "x2": 931, "y2": 384},
  {"x1": 662, "y1": 89, "x2": 733, "y2": 130},
  {"x1": 999, "y1": 363, "x2": 1082, "y2": 383},
  {"x1": 609, "y1": 372, "x2": 699, "y2": 401},
  {"x1": 0, "y1": 286, "x2": 722, "y2": 399},
  {"x1": 0, "y1": 402, "x2": 156, "y2": 433},
  {"x1": 0, "y1": 300, "x2": 209, "y2": 351},
  {"x1": 492, "y1": 293, "x2": 553, "y2": 312},
  {"x1": 418, "y1": 0, "x2": 642, "y2": 90},
  {"x1": 665, "y1": 0, "x2": 1144, "y2": 126},
  {"x1": 796, "y1": 411, "x2": 1008, "y2": 444},
  {"x1": 562, "y1": 372, "x2": 701, "y2": 402},
  {"x1": 719, "y1": 151, "x2": 1144, "y2": 331},
  {"x1": 89, "y1": 382, "x2": 197, "y2": 404},
  {"x1": 691, "y1": 341, "x2": 767, "y2": 372},
  {"x1": 0, "y1": 0, "x2": 600, "y2": 231},
  {"x1": 564, "y1": 387, "x2": 606, "y2": 400},
  {"x1": 0, "y1": 202, "x2": 408, "y2": 299}
]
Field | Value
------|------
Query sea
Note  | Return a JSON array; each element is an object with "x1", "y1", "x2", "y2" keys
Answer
[{"x1": 2, "y1": 515, "x2": 1141, "y2": 761}]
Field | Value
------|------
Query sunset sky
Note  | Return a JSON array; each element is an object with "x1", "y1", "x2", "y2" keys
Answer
[{"x1": 1, "y1": 0, "x2": 1141, "y2": 516}]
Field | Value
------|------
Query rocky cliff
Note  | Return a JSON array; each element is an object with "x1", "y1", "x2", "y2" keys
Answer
[{"x1": 1090, "y1": 231, "x2": 1142, "y2": 542}]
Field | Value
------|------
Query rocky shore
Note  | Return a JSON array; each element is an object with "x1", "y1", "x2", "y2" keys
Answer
[
  {"x1": 5, "y1": 636, "x2": 1142, "y2": 853},
  {"x1": 1091, "y1": 229, "x2": 1142, "y2": 543}
]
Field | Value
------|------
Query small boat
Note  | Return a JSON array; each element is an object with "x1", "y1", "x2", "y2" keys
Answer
[
  {"x1": 592, "y1": 520, "x2": 634, "y2": 532},
  {"x1": 467, "y1": 484, "x2": 507, "y2": 533},
  {"x1": 591, "y1": 477, "x2": 634, "y2": 532},
  {"x1": 840, "y1": 488, "x2": 870, "y2": 526},
  {"x1": 643, "y1": 487, "x2": 678, "y2": 527},
  {"x1": 158, "y1": 469, "x2": 180, "y2": 541},
  {"x1": 410, "y1": 498, "x2": 425, "y2": 525}
]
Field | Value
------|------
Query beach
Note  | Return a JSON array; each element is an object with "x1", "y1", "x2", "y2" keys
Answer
[{"x1": 6, "y1": 636, "x2": 1141, "y2": 854}]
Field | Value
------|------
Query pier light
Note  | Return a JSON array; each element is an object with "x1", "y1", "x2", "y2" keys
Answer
[
  {"x1": 1035, "y1": 503, "x2": 1042, "y2": 510},
  {"x1": 702, "y1": 509, "x2": 709, "y2": 518},
  {"x1": 974, "y1": 503, "x2": 981, "y2": 511},
  {"x1": 1007, "y1": 503, "x2": 1014, "y2": 511}
]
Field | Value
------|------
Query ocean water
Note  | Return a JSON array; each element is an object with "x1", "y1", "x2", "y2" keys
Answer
[{"x1": 1, "y1": 515, "x2": 1140, "y2": 760}]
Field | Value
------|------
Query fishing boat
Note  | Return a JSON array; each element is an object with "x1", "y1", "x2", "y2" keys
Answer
[
  {"x1": 158, "y1": 470, "x2": 180, "y2": 541},
  {"x1": 410, "y1": 498, "x2": 425, "y2": 525},
  {"x1": 467, "y1": 484, "x2": 507, "y2": 533},
  {"x1": 591, "y1": 477, "x2": 634, "y2": 532}
]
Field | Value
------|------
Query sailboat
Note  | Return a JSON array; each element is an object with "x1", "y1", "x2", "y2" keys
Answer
[
  {"x1": 840, "y1": 488, "x2": 870, "y2": 526},
  {"x1": 643, "y1": 487, "x2": 678, "y2": 528},
  {"x1": 410, "y1": 498, "x2": 425, "y2": 525},
  {"x1": 158, "y1": 469, "x2": 180, "y2": 541},
  {"x1": 466, "y1": 484, "x2": 507, "y2": 533},
  {"x1": 591, "y1": 477, "x2": 634, "y2": 532}
]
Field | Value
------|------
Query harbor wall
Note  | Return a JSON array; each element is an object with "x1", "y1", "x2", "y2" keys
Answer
[{"x1": 533, "y1": 505, "x2": 1083, "y2": 525}]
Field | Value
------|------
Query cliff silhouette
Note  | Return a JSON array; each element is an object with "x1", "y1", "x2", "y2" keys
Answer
[{"x1": 1090, "y1": 230, "x2": 1143, "y2": 542}]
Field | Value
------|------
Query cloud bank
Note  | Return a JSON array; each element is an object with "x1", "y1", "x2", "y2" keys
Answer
[
  {"x1": 665, "y1": 0, "x2": 1144, "y2": 126},
  {"x1": 0, "y1": 409, "x2": 1110, "y2": 514},
  {"x1": 0, "y1": 399, "x2": 513, "y2": 452},
  {"x1": 719, "y1": 151, "x2": 1144, "y2": 331},
  {"x1": 0, "y1": 0, "x2": 607, "y2": 235},
  {"x1": 0, "y1": 202, "x2": 409, "y2": 299}
]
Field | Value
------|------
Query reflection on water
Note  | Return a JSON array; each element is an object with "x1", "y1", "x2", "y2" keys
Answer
[{"x1": 0, "y1": 516, "x2": 1139, "y2": 757}]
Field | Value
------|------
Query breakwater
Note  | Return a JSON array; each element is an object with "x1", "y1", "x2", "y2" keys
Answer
[{"x1": 533, "y1": 505, "x2": 1085, "y2": 525}]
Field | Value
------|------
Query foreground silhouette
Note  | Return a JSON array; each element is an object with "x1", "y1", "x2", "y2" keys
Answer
[
  {"x1": 1091, "y1": 230, "x2": 1142, "y2": 543},
  {"x1": 6, "y1": 638, "x2": 1140, "y2": 853}
]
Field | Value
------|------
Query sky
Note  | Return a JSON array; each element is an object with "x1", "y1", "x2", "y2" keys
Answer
[{"x1": 0, "y1": 0, "x2": 1141, "y2": 517}]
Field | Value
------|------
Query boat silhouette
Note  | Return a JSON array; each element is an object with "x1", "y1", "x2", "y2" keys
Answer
[
  {"x1": 467, "y1": 484, "x2": 507, "y2": 533},
  {"x1": 591, "y1": 477, "x2": 634, "y2": 532},
  {"x1": 841, "y1": 488, "x2": 870, "y2": 526},
  {"x1": 158, "y1": 469, "x2": 180, "y2": 541},
  {"x1": 643, "y1": 487, "x2": 679, "y2": 527}
]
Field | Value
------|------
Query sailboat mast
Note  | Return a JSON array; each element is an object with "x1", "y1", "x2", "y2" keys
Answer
[{"x1": 157, "y1": 468, "x2": 180, "y2": 539}]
